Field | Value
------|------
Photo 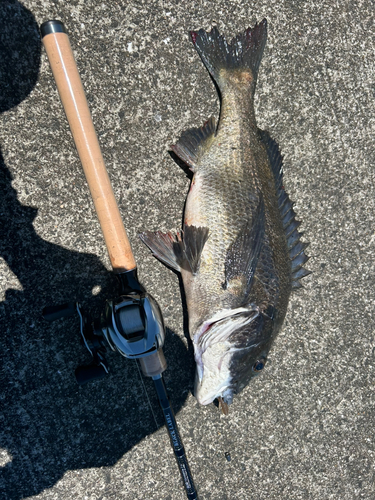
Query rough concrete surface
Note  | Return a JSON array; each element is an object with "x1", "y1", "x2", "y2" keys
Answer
[{"x1": 0, "y1": 0, "x2": 374, "y2": 499}]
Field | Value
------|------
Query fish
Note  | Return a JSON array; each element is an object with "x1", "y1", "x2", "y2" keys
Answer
[{"x1": 140, "y1": 19, "x2": 310, "y2": 407}]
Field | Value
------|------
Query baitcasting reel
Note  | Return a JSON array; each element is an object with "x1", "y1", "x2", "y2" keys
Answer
[
  {"x1": 42, "y1": 269, "x2": 198, "y2": 499},
  {"x1": 42, "y1": 270, "x2": 167, "y2": 384}
]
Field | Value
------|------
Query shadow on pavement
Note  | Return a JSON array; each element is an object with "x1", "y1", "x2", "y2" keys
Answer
[{"x1": 0, "y1": 3, "x2": 193, "y2": 499}]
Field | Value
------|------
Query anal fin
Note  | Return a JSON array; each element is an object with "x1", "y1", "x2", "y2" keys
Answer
[{"x1": 170, "y1": 117, "x2": 216, "y2": 171}]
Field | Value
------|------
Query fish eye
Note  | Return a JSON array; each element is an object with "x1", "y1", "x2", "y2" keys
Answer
[{"x1": 253, "y1": 359, "x2": 265, "y2": 372}]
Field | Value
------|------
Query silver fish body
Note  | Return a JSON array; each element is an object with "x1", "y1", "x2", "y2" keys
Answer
[{"x1": 141, "y1": 19, "x2": 310, "y2": 406}]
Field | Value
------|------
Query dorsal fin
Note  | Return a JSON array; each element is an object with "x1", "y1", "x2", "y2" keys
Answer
[
  {"x1": 170, "y1": 117, "x2": 216, "y2": 171},
  {"x1": 259, "y1": 130, "x2": 311, "y2": 288}
]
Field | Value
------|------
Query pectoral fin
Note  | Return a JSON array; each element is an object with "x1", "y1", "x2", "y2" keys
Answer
[
  {"x1": 183, "y1": 225, "x2": 210, "y2": 274},
  {"x1": 224, "y1": 194, "x2": 265, "y2": 299}
]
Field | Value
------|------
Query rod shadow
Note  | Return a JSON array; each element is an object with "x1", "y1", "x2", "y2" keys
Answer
[{"x1": 0, "y1": 4, "x2": 194, "y2": 499}]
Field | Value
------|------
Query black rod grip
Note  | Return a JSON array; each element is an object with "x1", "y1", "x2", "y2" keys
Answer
[{"x1": 117, "y1": 268, "x2": 145, "y2": 294}]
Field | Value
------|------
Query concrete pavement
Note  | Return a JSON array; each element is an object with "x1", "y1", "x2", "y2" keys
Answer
[{"x1": 1, "y1": 1, "x2": 374, "y2": 499}]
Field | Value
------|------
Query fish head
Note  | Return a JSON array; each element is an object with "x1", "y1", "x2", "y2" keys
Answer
[{"x1": 193, "y1": 305, "x2": 277, "y2": 405}]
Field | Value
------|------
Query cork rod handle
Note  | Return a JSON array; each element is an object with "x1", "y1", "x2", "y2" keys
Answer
[{"x1": 41, "y1": 20, "x2": 136, "y2": 273}]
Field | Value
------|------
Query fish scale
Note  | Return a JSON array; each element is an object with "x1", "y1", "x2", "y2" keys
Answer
[{"x1": 140, "y1": 20, "x2": 310, "y2": 407}]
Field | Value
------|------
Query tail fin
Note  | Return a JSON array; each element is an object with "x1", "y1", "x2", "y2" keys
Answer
[{"x1": 190, "y1": 20, "x2": 267, "y2": 88}]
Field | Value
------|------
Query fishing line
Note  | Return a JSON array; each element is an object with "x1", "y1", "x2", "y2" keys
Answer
[{"x1": 135, "y1": 359, "x2": 160, "y2": 430}]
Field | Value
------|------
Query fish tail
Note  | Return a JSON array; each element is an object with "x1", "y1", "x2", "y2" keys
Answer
[{"x1": 190, "y1": 20, "x2": 267, "y2": 90}]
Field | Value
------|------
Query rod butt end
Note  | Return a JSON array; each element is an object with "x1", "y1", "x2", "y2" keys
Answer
[{"x1": 40, "y1": 20, "x2": 66, "y2": 38}]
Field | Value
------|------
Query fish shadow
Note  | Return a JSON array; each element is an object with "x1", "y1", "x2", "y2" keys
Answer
[
  {"x1": 168, "y1": 150, "x2": 193, "y2": 180},
  {"x1": 0, "y1": 4, "x2": 193, "y2": 499},
  {"x1": 156, "y1": 151, "x2": 193, "y2": 351}
]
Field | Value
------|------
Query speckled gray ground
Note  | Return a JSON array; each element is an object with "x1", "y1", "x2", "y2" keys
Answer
[{"x1": 0, "y1": 1, "x2": 374, "y2": 499}]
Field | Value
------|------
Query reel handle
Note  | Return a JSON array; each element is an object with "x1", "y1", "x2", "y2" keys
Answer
[
  {"x1": 75, "y1": 363, "x2": 108, "y2": 385},
  {"x1": 42, "y1": 302, "x2": 77, "y2": 322},
  {"x1": 41, "y1": 20, "x2": 136, "y2": 273}
]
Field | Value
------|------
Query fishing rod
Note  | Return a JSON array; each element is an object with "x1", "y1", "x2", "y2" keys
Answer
[{"x1": 40, "y1": 20, "x2": 198, "y2": 500}]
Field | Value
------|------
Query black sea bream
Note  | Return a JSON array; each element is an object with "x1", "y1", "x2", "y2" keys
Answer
[{"x1": 141, "y1": 19, "x2": 310, "y2": 407}]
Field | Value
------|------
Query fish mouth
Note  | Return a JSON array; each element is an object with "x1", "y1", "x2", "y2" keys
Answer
[
  {"x1": 193, "y1": 306, "x2": 259, "y2": 405},
  {"x1": 195, "y1": 380, "x2": 230, "y2": 405}
]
